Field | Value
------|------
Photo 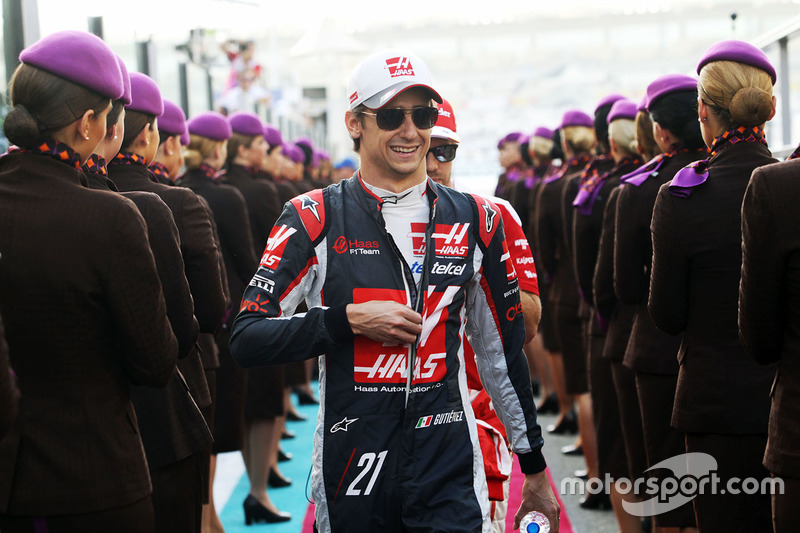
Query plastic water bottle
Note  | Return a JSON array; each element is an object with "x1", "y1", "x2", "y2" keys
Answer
[{"x1": 519, "y1": 511, "x2": 550, "y2": 533}]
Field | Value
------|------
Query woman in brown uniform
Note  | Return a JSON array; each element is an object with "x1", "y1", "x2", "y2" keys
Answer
[
  {"x1": 0, "y1": 31, "x2": 177, "y2": 532},
  {"x1": 649, "y1": 41, "x2": 777, "y2": 530},
  {"x1": 616, "y1": 74, "x2": 707, "y2": 531},
  {"x1": 740, "y1": 152, "x2": 800, "y2": 533}
]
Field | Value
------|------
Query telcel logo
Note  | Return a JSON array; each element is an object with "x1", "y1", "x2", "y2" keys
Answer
[{"x1": 431, "y1": 261, "x2": 465, "y2": 276}]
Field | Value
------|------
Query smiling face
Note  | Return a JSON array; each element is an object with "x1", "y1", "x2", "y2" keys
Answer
[{"x1": 346, "y1": 87, "x2": 432, "y2": 192}]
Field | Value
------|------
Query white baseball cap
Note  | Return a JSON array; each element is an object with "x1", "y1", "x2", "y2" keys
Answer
[{"x1": 347, "y1": 50, "x2": 442, "y2": 110}]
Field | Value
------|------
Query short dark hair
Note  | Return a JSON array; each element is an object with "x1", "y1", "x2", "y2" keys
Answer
[
  {"x1": 649, "y1": 90, "x2": 705, "y2": 151},
  {"x1": 106, "y1": 100, "x2": 125, "y2": 130},
  {"x1": 121, "y1": 110, "x2": 156, "y2": 151},
  {"x1": 594, "y1": 103, "x2": 614, "y2": 155},
  {"x1": 4, "y1": 63, "x2": 110, "y2": 149}
]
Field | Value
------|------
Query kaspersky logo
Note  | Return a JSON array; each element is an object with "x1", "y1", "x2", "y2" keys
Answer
[{"x1": 386, "y1": 57, "x2": 415, "y2": 77}]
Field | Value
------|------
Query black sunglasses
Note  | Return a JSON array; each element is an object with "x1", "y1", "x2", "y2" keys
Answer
[
  {"x1": 427, "y1": 144, "x2": 458, "y2": 163},
  {"x1": 360, "y1": 107, "x2": 439, "y2": 131}
]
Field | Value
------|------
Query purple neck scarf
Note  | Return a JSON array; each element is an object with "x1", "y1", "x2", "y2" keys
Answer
[{"x1": 669, "y1": 126, "x2": 766, "y2": 198}]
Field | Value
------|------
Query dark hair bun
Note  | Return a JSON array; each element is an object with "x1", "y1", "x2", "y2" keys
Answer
[
  {"x1": 3, "y1": 105, "x2": 41, "y2": 148},
  {"x1": 729, "y1": 87, "x2": 773, "y2": 127}
]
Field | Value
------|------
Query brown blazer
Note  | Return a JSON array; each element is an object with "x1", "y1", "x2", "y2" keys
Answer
[
  {"x1": 614, "y1": 151, "x2": 705, "y2": 374},
  {"x1": 0, "y1": 311, "x2": 17, "y2": 442},
  {"x1": 593, "y1": 186, "x2": 636, "y2": 360},
  {"x1": 740, "y1": 159, "x2": 800, "y2": 477},
  {"x1": 649, "y1": 141, "x2": 776, "y2": 434},
  {"x1": 0, "y1": 152, "x2": 178, "y2": 514},
  {"x1": 180, "y1": 169, "x2": 258, "y2": 308},
  {"x1": 534, "y1": 160, "x2": 586, "y2": 307},
  {"x1": 84, "y1": 178, "x2": 211, "y2": 469},
  {"x1": 223, "y1": 165, "x2": 282, "y2": 254},
  {"x1": 109, "y1": 162, "x2": 227, "y2": 410}
]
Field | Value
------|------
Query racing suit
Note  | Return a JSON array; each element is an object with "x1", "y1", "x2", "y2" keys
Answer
[{"x1": 231, "y1": 175, "x2": 545, "y2": 532}]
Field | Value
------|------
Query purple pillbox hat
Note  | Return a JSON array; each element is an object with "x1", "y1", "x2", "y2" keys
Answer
[
  {"x1": 645, "y1": 74, "x2": 698, "y2": 111},
  {"x1": 188, "y1": 111, "x2": 232, "y2": 141},
  {"x1": 595, "y1": 93, "x2": 626, "y2": 112},
  {"x1": 19, "y1": 30, "x2": 123, "y2": 100},
  {"x1": 264, "y1": 125, "x2": 283, "y2": 148},
  {"x1": 295, "y1": 136, "x2": 314, "y2": 149},
  {"x1": 159, "y1": 100, "x2": 189, "y2": 145},
  {"x1": 607, "y1": 99, "x2": 638, "y2": 123},
  {"x1": 697, "y1": 40, "x2": 776, "y2": 84},
  {"x1": 560, "y1": 109, "x2": 594, "y2": 129},
  {"x1": 117, "y1": 56, "x2": 132, "y2": 106},
  {"x1": 284, "y1": 144, "x2": 305, "y2": 164},
  {"x1": 497, "y1": 131, "x2": 523, "y2": 149},
  {"x1": 533, "y1": 126, "x2": 554, "y2": 139},
  {"x1": 229, "y1": 112, "x2": 265, "y2": 137},
  {"x1": 318, "y1": 150, "x2": 330, "y2": 160},
  {"x1": 128, "y1": 72, "x2": 164, "y2": 116}
]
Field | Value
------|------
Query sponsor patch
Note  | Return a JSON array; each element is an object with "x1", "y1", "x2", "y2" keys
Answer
[
  {"x1": 260, "y1": 225, "x2": 297, "y2": 270},
  {"x1": 432, "y1": 223, "x2": 469, "y2": 258},
  {"x1": 386, "y1": 56, "x2": 415, "y2": 77},
  {"x1": 249, "y1": 274, "x2": 275, "y2": 293},
  {"x1": 415, "y1": 410, "x2": 464, "y2": 429}
]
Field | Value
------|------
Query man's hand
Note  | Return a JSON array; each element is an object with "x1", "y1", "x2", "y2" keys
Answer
[
  {"x1": 513, "y1": 471, "x2": 560, "y2": 531},
  {"x1": 346, "y1": 301, "x2": 422, "y2": 345}
]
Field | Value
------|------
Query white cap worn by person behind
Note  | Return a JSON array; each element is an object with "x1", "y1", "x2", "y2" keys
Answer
[
  {"x1": 347, "y1": 50, "x2": 443, "y2": 110},
  {"x1": 430, "y1": 98, "x2": 461, "y2": 143}
]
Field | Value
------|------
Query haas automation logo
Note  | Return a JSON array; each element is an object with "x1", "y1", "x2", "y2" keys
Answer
[{"x1": 386, "y1": 57, "x2": 415, "y2": 77}]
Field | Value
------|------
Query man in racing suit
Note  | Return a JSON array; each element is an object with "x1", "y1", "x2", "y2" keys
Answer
[
  {"x1": 230, "y1": 50, "x2": 559, "y2": 532},
  {"x1": 427, "y1": 97, "x2": 543, "y2": 533}
]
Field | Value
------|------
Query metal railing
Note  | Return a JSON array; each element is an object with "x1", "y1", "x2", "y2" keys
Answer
[{"x1": 752, "y1": 14, "x2": 800, "y2": 159}]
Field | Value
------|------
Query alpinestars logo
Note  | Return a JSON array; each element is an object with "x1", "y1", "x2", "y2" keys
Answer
[
  {"x1": 260, "y1": 225, "x2": 297, "y2": 270},
  {"x1": 331, "y1": 417, "x2": 359, "y2": 433},
  {"x1": 299, "y1": 194, "x2": 321, "y2": 223},
  {"x1": 482, "y1": 198, "x2": 498, "y2": 234},
  {"x1": 386, "y1": 57, "x2": 414, "y2": 77},
  {"x1": 432, "y1": 223, "x2": 469, "y2": 257}
]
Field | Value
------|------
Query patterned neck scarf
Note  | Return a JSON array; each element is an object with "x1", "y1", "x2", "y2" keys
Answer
[
  {"x1": 669, "y1": 126, "x2": 767, "y2": 198},
  {"x1": 505, "y1": 163, "x2": 525, "y2": 183},
  {"x1": 543, "y1": 154, "x2": 592, "y2": 184},
  {"x1": 197, "y1": 163, "x2": 219, "y2": 181},
  {"x1": 788, "y1": 142, "x2": 800, "y2": 161},
  {"x1": 82, "y1": 154, "x2": 119, "y2": 192},
  {"x1": 231, "y1": 163, "x2": 261, "y2": 177},
  {"x1": 149, "y1": 161, "x2": 171, "y2": 184},
  {"x1": 573, "y1": 155, "x2": 641, "y2": 215},
  {"x1": 109, "y1": 151, "x2": 149, "y2": 168},
  {"x1": 7, "y1": 140, "x2": 82, "y2": 169},
  {"x1": 82, "y1": 154, "x2": 108, "y2": 176}
]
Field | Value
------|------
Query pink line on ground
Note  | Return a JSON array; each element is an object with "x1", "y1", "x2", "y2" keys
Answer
[
  {"x1": 302, "y1": 455, "x2": 575, "y2": 532},
  {"x1": 302, "y1": 502, "x2": 315, "y2": 533},
  {"x1": 506, "y1": 456, "x2": 574, "y2": 532}
]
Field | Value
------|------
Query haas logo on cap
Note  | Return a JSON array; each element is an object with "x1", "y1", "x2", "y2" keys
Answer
[{"x1": 386, "y1": 57, "x2": 415, "y2": 78}]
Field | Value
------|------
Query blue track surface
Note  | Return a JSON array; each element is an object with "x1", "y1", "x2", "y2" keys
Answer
[{"x1": 220, "y1": 401, "x2": 318, "y2": 532}]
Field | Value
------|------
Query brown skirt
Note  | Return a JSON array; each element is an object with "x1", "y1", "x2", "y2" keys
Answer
[
  {"x1": 211, "y1": 326, "x2": 247, "y2": 454},
  {"x1": 634, "y1": 371, "x2": 696, "y2": 527},
  {"x1": 589, "y1": 337, "x2": 627, "y2": 480},
  {"x1": 554, "y1": 302, "x2": 588, "y2": 394}
]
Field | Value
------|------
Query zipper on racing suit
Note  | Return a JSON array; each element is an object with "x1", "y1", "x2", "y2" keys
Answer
[{"x1": 376, "y1": 200, "x2": 436, "y2": 407}]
